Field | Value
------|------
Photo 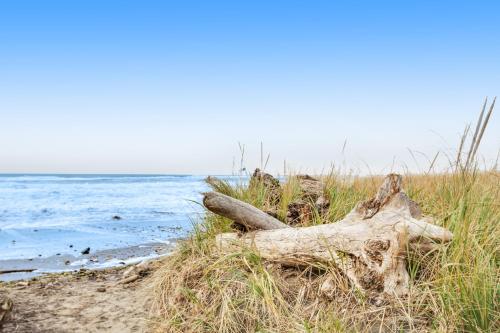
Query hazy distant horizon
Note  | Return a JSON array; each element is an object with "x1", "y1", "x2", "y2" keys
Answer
[{"x1": 1, "y1": 1, "x2": 499, "y2": 175}]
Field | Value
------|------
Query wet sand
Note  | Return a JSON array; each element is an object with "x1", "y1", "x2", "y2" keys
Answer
[
  {"x1": 0, "y1": 242, "x2": 175, "y2": 282},
  {"x1": 0, "y1": 256, "x2": 167, "y2": 332}
]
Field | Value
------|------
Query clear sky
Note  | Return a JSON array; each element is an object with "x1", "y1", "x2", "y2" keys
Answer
[{"x1": 0, "y1": 1, "x2": 499, "y2": 174}]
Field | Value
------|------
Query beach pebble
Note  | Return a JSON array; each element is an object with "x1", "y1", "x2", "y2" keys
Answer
[
  {"x1": 96, "y1": 287, "x2": 106, "y2": 292},
  {"x1": 81, "y1": 247, "x2": 90, "y2": 255},
  {"x1": 112, "y1": 215, "x2": 122, "y2": 220}
]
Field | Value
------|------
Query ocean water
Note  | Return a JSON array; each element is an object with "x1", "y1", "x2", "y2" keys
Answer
[{"x1": 0, "y1": 174, "x2": 224, "y2": 261}]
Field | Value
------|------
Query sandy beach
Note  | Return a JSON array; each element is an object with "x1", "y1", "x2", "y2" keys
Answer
[
  {"x1": 0, "y1": 174, "x2": 204, "y2": 332},
  {"x1": 1, "y1": 2, "x2": 498, "y2": 330},
  {"x1": 0, "y1": 243, "x2": 175, "y2": 332},
  {"x1": 0, "y1": 256, "x2": 166, "y2": 332}
]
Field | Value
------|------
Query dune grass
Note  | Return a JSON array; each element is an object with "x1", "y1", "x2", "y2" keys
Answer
[
  {"x1": 151, "y1": 169, "x2": 499, "y2": 332},
  {"x1": 152, "y1": 100, "x2": 498, "y2": 332}
]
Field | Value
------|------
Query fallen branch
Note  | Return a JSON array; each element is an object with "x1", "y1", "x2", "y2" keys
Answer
[{"x1": 203, "y1": 192, "x2": 289, "y2": 230}]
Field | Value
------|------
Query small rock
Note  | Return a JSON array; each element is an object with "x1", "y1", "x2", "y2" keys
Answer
[
  {"x1": 112, "y1": 215, "x2": 122, "y2": 220},
  {"x1": 64, "y1": 260, "x2": 71, "y2": 265},
  {"x1": 69, "y1": 245, "x2": 73, "y2": 248},
  {"x1": 96, "y1": 287, "x2": 106, "y2": 292},
  {"x1": 81, "y1": 247, "x2": 90, "y2": 255}
]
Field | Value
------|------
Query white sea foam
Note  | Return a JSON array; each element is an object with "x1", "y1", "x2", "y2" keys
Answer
[{"x1": 0, "y1": 174, "x2": 244, "y2": 260}]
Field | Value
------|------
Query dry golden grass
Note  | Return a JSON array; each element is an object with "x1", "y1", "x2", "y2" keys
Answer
[
  {"x1": 150, "y1": 170, "x2": 499, "y2": 332},
  {"x1": 151, "y1": 99, "x2": 498, "y2": 332}
]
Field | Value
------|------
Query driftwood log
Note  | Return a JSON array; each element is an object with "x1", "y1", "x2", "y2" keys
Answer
[
  {"x1": 204, "y1": 174, "x2": 453, "y2": 299},
  {"x1": 203, "y1": 192, "x2": 289, "y2": 230}
]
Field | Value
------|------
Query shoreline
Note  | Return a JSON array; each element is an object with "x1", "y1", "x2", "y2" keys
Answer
[
  {"x1": 1, "y1": 255, "x2": 167, "y2": 332},
  {"x1": 0, "y1": 241, "x2": 177, "y2": 282}
]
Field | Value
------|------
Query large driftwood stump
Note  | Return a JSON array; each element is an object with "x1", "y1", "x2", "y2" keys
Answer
[{"x1": 210, "y1": 174, "x2": 452, "y2": 299}]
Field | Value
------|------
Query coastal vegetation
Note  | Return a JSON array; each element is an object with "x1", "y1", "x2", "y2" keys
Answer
[
  {"x1": 152, "y1": 102, "x2": 499, "y2": 332},
  {"x1": 152, "y1": 169, "x2": 499, "y2": 332}
]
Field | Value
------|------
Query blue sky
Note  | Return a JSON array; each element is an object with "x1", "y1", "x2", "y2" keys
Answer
[{"x1": 0, "y1": 1, "x2": 499, "y2": 174}]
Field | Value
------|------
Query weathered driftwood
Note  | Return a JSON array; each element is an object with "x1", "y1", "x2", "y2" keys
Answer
[
  {"x1": 0, "y1": 297, "x2": 13, "y2": 328},
  {"x1": 250, "y1": 169, "x2": 283, "y2": 216},
  {"x1": 296, "y1": 175, "x2": 324, "y2": 199},
  {"x1": 213, "y1": 174, "x2": 453, "y2": 298},
  {"x1": 286, "y1": 175, "x2": 330, "y2": 225},
  {"x1": 349, "y1": 174, "x2": 422, "y2": 220},
  {"x1": 250, "y1": 168, "x2": 282, "y2": 197},
  {"x1": 203, "y1": 192, "x2": 289, "y2": 230}
]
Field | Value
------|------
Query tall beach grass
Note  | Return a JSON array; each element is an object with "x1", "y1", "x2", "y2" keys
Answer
[{"x1": 151, "y1": 100, "x2": 499, "y2": 332}]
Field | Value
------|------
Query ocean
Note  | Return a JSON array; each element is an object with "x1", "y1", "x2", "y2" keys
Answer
[{"x1": 0, "y1": 174, "x2": 226, "y2": 262}]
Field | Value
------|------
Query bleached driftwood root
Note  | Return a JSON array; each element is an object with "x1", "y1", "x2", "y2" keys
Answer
[{"x1": 209, "y1": 174, "x2": 452, "y2": 299}]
